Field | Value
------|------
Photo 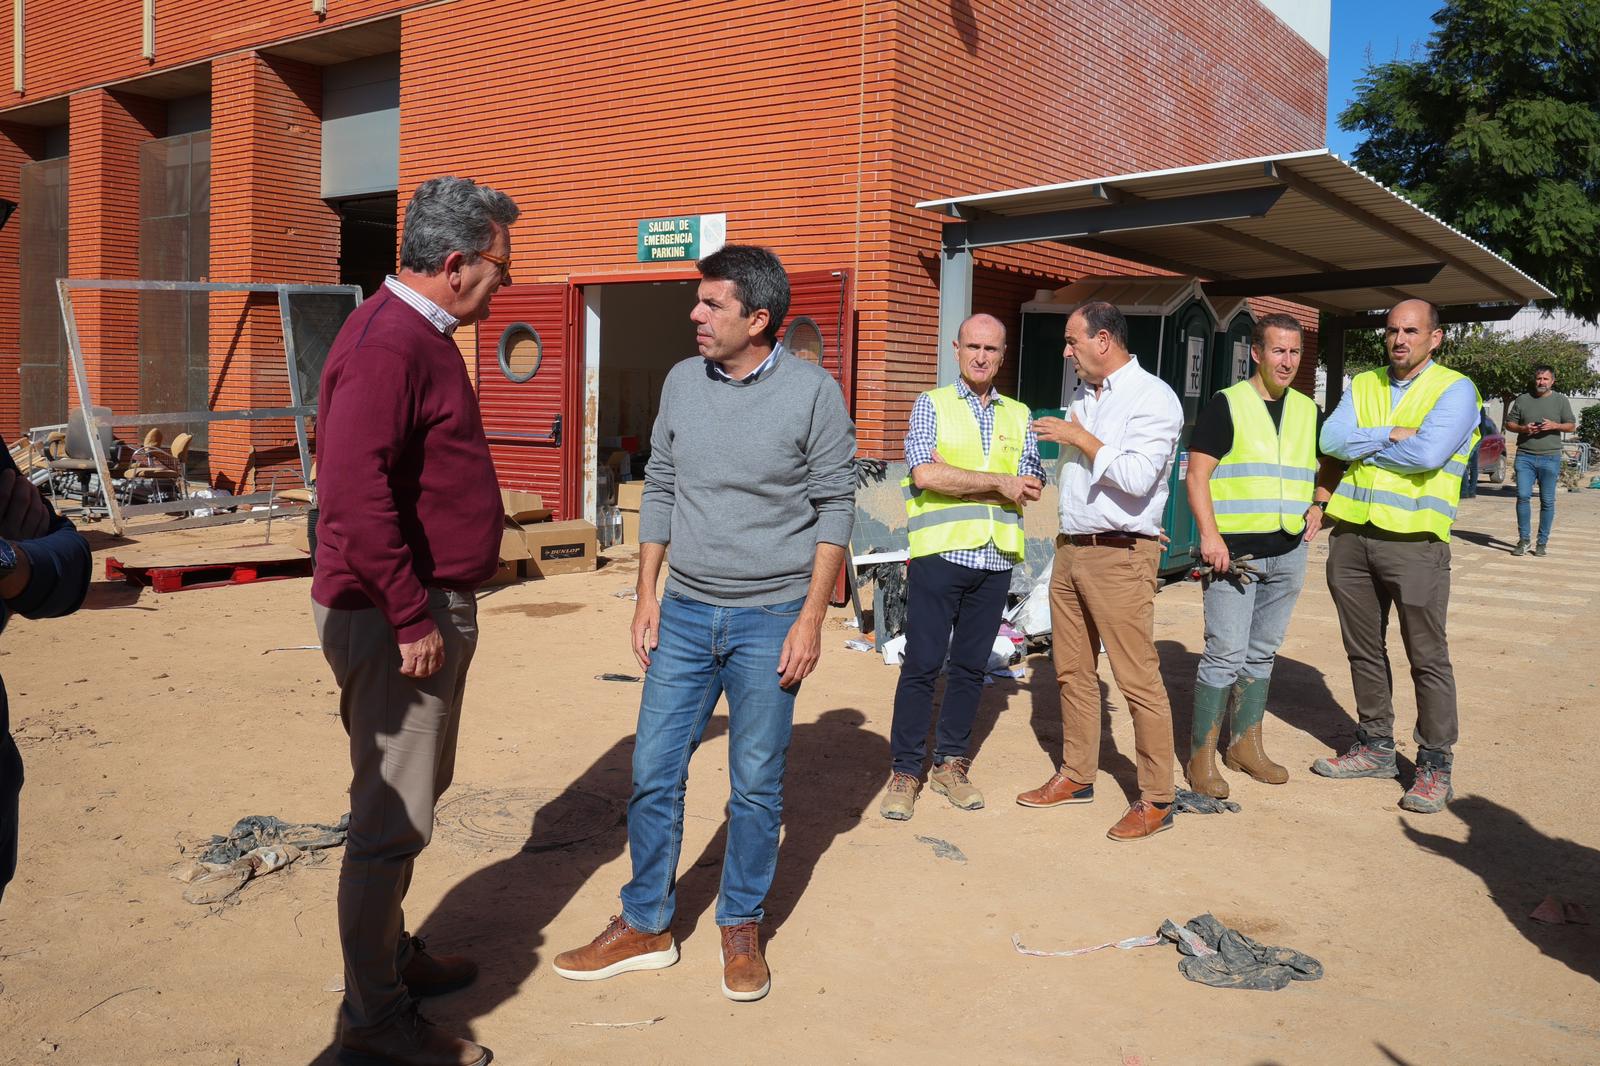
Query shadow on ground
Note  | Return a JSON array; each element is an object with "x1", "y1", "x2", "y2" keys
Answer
[{"x1": 1402, "y1": 796, "x2": 1600, "y2": 985}]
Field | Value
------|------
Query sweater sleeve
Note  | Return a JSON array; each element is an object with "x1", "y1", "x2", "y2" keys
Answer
[
  {"x1": 315, "y1": 345, "x2": 435, "y2": 642},
  {"x1": 639, "y1": 366, "x2": 677, "y2": 545},
  {"x1": 0, "y1": 452, "x2": 90, "y2": 631},
  {"x1": 807, "y1": 377, "x2": 857, "y2": 547}
]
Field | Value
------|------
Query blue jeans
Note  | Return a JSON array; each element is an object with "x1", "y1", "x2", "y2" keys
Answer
[
  {"x1": 621, "y1": 589, "x2": 803, "y2": 934},
  {"x1": 1515, "y1": 451, "x2": 1560, "y2": 545},
  {"x1": 1195, "y1": 541, "x2": 1308, "y2": 690},
  {"x1": 1461, "y1": 443, "x2": 1480, "y2": 497}
]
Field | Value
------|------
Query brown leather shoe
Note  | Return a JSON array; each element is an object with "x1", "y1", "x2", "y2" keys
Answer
[
  {"x1": 720, "y1": 921, "x2": 770, "y2": 1002},
  {"x1": 337, "y1": 1006, "x2": 489, "y2": 1066},
  {"x1": 552, "y1": 914, "x2": 678, "y2": 982},
  {"x1": 1015, "y1": 769, "x2": 1095, "y2": 808},
  {"x1": 1106, "y1": 800, "x2": 1174, "y2": 842},
  {"x1": 400, "y1": 935, "x2": 478, "y2": 997}
]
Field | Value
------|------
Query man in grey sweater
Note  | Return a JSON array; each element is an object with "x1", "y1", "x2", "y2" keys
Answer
[{"x1": 555, "y1": 245, "x2": 855, "y2": 1002}]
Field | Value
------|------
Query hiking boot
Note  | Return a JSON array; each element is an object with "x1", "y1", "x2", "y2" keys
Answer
[
  {"x1": 1222, "y1": 677, "x2": 1288, "y2": 784},
  {"x1": 1310, "y1": 737, "x2": 1398, "y2": 779},
  {"x1": 1399, "y1": 765, "x2": 1454, "y2": 814},
  {"x1": 1016, "y1": 769, "x2": 1095, "y2": 807},
  {"x1": 1185, "y1": 682, "x2": 1231, "y2": 799},
  {"x1": 337, "y1": 1005, "x2": 489, "y2": 1066},
  {"x1": 879, "y1": 771, "x2": 920, "y2": 821},
  {"x1": 719, "y1": 921, "x2": 770, "y2": 1002},
  {"x1": 1107, "y1": 800, "x2": 1174, "y2": 842},
  {"x1": 929, "y1": 757, "x2": 984, "y2": 810},
  {"x1": 552, "y1": 914, "x2": 678, "y2": 982},
  {"x1": 1512, "y1": 540, "x2": 1530, "y2": 557},
  {"x1": 1533, "y1": 543, "x2": 1548, "y2": 557},
  {"x1": 400, "y1": 935, "x2": 477, "y2": 998}
]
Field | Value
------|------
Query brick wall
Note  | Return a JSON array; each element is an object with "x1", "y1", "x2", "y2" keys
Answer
[
  {"x1": 0, "y1": 123, "x2": 44, "y2": 436},
  {"x1": 207, "y1": 51, "x2": 338, "y2": 492}
]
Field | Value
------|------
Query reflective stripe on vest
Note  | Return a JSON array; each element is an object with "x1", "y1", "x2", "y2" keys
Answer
[
  {"x1": 1323, "y1": 363, "x2": 1481, "y2": 542},
  {"x1": 1208, "y1": 380, "x2": 1319, "y2": 535},
  {"x1": 901, "y1": 385, "x2": 1029, "y2": 560}
]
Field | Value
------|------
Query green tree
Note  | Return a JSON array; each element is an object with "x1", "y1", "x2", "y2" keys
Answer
[
  {"x1": 1440, "y1": 329, "x2": 1598, "y2": 409},
  {"x1": 1339, "y1": 0, "x2": 1600, "y2": 320}
]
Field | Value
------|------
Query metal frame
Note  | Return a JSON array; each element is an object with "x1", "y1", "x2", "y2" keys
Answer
[{"x1": 57, "y1": 278, "x2": 363, "y2": 534}]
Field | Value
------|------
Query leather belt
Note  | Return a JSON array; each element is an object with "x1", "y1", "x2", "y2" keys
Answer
[{"x1": 1062, "y1": 531, "x2": 1154, "y2": 549}]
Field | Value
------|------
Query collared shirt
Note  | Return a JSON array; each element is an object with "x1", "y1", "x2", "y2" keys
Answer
[
  {"x1": 905, "y1": 380, "x2": 1046, "y2": 571},
  {"x1": 383, "y1": 276, "x2": 460, "y2": 336},
  {"x1": 1319, "y1": 361, "x2": 1478, "y2": 474},
  {"x1": 1056, "y1": 358, "x2": 1183, "y2": 537},
  {"x1": 706, "y1": 344, "x2": 782, "y2": 384}
]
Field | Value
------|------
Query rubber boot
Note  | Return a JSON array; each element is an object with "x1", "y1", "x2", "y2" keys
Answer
[
  {"x1": 1224, "y1": 676, "x2": 1288, "y2": 784},
  {"x1": 1185, "y1": 682, "x2": 1232, "y2": 798}
]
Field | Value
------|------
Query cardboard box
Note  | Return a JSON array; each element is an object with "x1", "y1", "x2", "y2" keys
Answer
[
  {"x1": 518, "y1": 519, "x2": 597, "y2": 578},
  {"x1": 621, "y1": 509, "x2": 640, "y2": 545},
  {"x1": 482, "y1": 558, "x2": 523, "y2": 586},
  {"x1": 500, "y1": 489, "x2": 547, "y2": 523},
  {"x1": 616, "y1": 481, "x2": 644, "y2": 511}
]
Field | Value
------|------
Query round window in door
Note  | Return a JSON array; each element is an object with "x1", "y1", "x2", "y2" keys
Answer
[
  {"x1": 784, "y1": 316, "x2": 825, "y2": 367},
  {"x1": 498, "y1": 323, "x2": 543, "y2": 382}
]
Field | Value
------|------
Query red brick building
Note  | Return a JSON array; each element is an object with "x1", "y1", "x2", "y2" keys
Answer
[{"x1": 0, "y1": 0, "x2": 1329, "y2": 516}]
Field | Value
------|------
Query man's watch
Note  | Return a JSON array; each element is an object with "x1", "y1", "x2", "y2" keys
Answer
[{"x1": 0, "y1": 539, "x2": 17, "y2": 580}]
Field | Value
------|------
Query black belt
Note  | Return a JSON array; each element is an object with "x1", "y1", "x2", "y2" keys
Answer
[{"x1": 1062, "y1": 531, "x2": 1155, "y2": 548}]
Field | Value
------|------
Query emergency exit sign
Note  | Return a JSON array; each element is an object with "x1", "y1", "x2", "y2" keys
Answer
[{"x1": 636, "y1": 213, "x2": 726, "y2": 262}]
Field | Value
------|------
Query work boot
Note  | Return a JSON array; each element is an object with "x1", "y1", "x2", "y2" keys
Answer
[
  {"x1": 1223, "y1": 676, "x2": 1288, "y2": 785},
  {"x1": 1533, "y1": 543, "x2": 1549, "y2": 557},
  {"x1": 719, "y1": 921, "x2": 771, "y2": 1002},
  {"x1": 1106, "y1": 800, "x2": 1174, "y2": 842},
  {"x1": 1399, "y1": 760, "x2": 1454, "y2": 814},
  {"x1": 879, "y1": 771, "x2": 920, "y2": 821},
  {"x1": 1310, "y1": 736, "x2": 1398, "y2": 779},
  {"x1": 552, "y1": 914, "x2": 678, "y2": 982},
  {"x1": 400, "y1": 935, "x2": 478, "y2": 997},
  {"x1": 1015, "y1": 768, "x2": 1095, "y2": 807},
  {"x1": 337, "y1": 1004, "x2": 489, "y2": 1066},
  {"x1": 1512, "y1": 540, "x2": 1530, "y2": 557},
  {"x1": 929, "y1": 756, "x2": 984, "y2": 810},
  {"x1": 1185, "y1": 682, "x2": 1231, "y2": 798}
]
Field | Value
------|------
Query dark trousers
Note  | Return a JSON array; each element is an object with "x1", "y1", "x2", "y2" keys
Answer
[
  {"x1": 1326, "y1": 525, "x2": 1459, "y2": 763},
  {"x1": 1, "y1": 691, "x2": 20, "y2": 903},
  {"x1": 889, "y1": 554, "x2": 1011, "y2": 775}
]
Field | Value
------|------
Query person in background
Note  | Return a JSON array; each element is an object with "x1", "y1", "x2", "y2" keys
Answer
[{"x1": 1504, "y1": 365, "x2": 1576, "y2": 556}]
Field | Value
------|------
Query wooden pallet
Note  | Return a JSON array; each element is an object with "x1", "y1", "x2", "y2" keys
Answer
[{"x1": 106, "y1": 544, "x2": 311, "y2": 593}]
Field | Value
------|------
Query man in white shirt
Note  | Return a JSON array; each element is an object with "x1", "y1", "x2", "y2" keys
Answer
[{"x1": 1017, "y1": 301, "x2": 1184, "y2": 841}]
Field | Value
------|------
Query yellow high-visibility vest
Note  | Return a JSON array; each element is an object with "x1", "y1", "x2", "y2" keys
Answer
[
  {"x1": 1209, "y1": 380, "x2": 1319, "y2": 535},
  {"x1": 902, "y1": 385, "x2": 1029, "y2": 560},
  {"x1": 1325, "y1": 363, "x2": 1480, "y2": 541}
]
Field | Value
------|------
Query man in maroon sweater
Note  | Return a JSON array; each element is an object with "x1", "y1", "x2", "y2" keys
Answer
[{"x1": 312, "y1": 176, "x2": 516, "y2": 1066}]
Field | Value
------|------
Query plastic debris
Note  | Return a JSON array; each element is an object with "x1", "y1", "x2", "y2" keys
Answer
[
  {"x1": 197, "y1": 814, "x2": 348, "y2": 865},
  {"x1": 844, "y1": 639, "x2": 875, "y2": 653},
  {"x1": 1158, "y1": 913, "x2": 1323, "y2": 991},
  {"x1": 1173, "y1": 789, "x2": 1241, "y2": 815},
  {"x1": 914, "y1": 835, "x2": 967, "y2": 863},
  {"x1": 1011, "y1": 932, "x2": 1163, "y2": 958},
  {"x1": 176, "y1": 844, "x2": 303, "y2": 904}
]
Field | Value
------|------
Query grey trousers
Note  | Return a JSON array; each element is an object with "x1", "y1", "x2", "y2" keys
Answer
[
  {"x1": 1325, "y1": 525, "x2": 1458, "y2": 758},
  {"x1": 314, "y1": 589, "x2": 479, "y2": 1031}
]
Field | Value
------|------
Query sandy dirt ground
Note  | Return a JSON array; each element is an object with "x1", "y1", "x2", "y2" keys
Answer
[{"x1": 1, "y1": 484, "x2": 1597, "y2": 1066}]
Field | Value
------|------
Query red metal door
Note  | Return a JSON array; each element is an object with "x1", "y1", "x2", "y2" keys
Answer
[
  {"x1": 477, "y1": 283, "x2": 582, "y2": 519},
  {"x1": 782, "y1": 269, "x2": 854, "y2": 412}
]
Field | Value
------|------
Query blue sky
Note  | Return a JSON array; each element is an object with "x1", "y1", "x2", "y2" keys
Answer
[{"x1": 1326, "y1": 1, "x2": 1441, "y2": 157}]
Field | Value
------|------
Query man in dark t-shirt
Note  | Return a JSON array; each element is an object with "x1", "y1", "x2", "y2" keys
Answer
[{"x1": 1182, "y1": 313, "x2": 1337, "y2": 798}]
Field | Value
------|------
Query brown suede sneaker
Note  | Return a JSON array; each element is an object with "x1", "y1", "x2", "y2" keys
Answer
[
  {"x1": 401, "y1": 935, "x2": 478, "y2": 997},
  {"x1": 1106, "y1": 800, "x2": 1174, "y2": 842},
  {"x1": 552, "y1": 914, "x2": 678, "y2": 982},
  {"x1": 337, "y1": 1005, "x2": 489, "y2": 1066},
  {"x1": 719, "y1": 921, "x2": 770, "y2": 1002},
  {"x1": 1015, "y1": 769, "x2": 1095, "y2": 808}
]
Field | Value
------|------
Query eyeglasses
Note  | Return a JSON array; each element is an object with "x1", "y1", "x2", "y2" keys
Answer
[{"x1": 475, "y1": 249, "x2": 512, "y2": 281}]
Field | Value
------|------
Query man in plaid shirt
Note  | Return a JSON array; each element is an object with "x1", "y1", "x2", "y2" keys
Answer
[{"x1": 881, "y1": 314, "x2": 1044, "y2": 820}]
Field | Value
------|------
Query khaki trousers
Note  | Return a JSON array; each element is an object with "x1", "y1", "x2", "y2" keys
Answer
[
  {"x1": 1049, "y1": 537, "x2": 1176, "y2": 803},
  {"x1": 313, "y1": 589, "x2": 479, "y2": 1031}
]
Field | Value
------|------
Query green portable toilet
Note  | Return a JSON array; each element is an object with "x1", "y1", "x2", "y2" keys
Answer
[
  {"x1": 1016, "y1": 276, "x2": 1222, "y2": 576},
  {"x1": 1210, "y1": 299, "x2": 1256, "y2": 398}
]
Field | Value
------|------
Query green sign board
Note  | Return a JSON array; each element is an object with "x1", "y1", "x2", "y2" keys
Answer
[{"x1": 636, "y1": 213, "x2": 725, "y2": 263}]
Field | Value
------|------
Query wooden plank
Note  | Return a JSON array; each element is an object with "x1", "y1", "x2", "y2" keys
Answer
[{"x1": 107, "y1": 543, "x2": 310, "y2": 570}]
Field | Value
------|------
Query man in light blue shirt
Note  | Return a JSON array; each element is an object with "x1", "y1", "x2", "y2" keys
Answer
[{"x1": 1320, "y1": 366, "x2": 1478, "y2": 473}]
